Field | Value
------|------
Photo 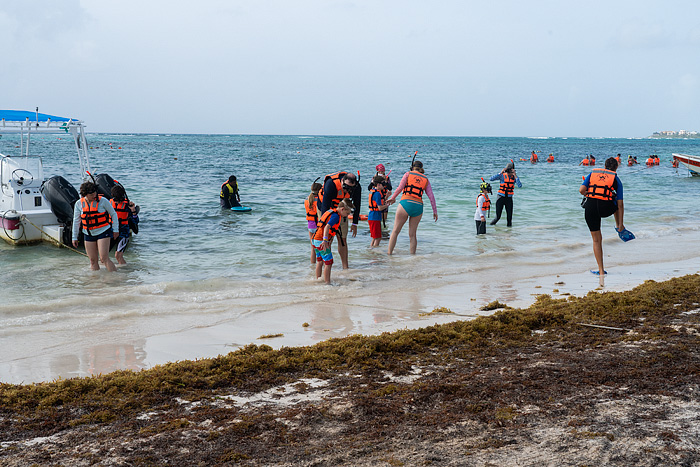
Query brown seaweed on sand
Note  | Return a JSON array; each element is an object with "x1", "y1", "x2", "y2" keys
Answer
[{"x1": 1, "y1": 276, "x2": 700, "y2": 466}]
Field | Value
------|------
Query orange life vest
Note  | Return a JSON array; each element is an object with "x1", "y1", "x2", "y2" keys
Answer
[
  {"x1": 477, "y1": 193, "x2": 491, "y2": 210},
  {"x1": 590, "y1": 158, "x2": 596, "y2": 166},
  {"x1": 318, "y1": 172, "x2": 350, "y2": 209},
  {"x1": 585, "y1": 168, "x2": 617, "y2": 201},
  {"x1": 615, "y1": 156, "x2": 621, "y2": 164},
  {"x1": 304, "y1": 198, "x2": 318, "y2": 222},
  {"x1": 401, "y1": 171, "x2": 429, "y2": 203},
  {"x1": 110, "y1": 199, "x2": 130, "y2": 227},
  {"x1": 546, "y1": 155, "x2": 554, "y2": 163},
  {"x1": 80, "y1": 195, "x2": 112, "y2": 231},
  {"x1": 646, "y1": 158, "x2": 654, "y2": 166},
  {"x1": 672, "y1": 160, "x2": 679, "y2": 168},
  {"x1": 368, "y1": 188, "x2": 382, "y2": 211},
  {"x1": 313, "y1": 209, "x2": 341, "y2": 241},
  {"x1": 581, "y1": 158, "x2": 590, "y2": 166},
  {"x1": 497, "y1": 173, "x2": 515, "y2": 196}
]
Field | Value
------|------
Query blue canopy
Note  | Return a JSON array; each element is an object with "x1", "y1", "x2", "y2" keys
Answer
[{"x1": 0, "y1": 110, "x2": 74, "y2": 122}]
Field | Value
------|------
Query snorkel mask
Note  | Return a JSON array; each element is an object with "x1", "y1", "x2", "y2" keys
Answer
[{"x1": 480, "y1": 181, "x2": 492, "y2": 194}]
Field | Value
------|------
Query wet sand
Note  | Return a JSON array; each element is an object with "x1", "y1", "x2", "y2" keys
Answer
[{"x1": 4, "y1": 228, "x2": 699, "y2": 385}]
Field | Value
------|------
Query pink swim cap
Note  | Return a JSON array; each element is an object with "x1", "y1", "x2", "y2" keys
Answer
[{"x1": 376, "y1": 164, "x2": 385, "y2": 172}]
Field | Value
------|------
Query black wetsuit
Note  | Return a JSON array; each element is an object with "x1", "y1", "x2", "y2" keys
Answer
[
  {"x1": 220, "y1": 182, "x2": 241, "y2": 209},
  {"x1": 317, "y1": 177, "x2": 361, "y2": 225}
]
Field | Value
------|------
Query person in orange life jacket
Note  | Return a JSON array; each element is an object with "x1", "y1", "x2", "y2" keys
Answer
[
  {"x1": 220, "y1": 175, "x2": 241, "y2": 208},
  {"x1": 489, "y1": 162, "x2": 522, "y2": 227},
  {"x1": 368, "y1": 163, "x2": 392, "y2": 227},
  {"x1": 672, "y1": 158, "x2": 679, "y2": 168},
  {"x1": 317, "y1": 171, "x2": 361, "y2": 269},
  {"x1": 386, "y1": 160, "x2": 438, "y2": 255},
  {"x1": 474, "y1": 181, "x2": 492, "y2": 235},
  {"x1": 615, "y1": 154, "x2": 622, "y2": 165},
  {"x1": 110, "y1": 184, "x2": 140, "y2": 266},
  {"x1": 646, "y1": 156, "x2": 654, "y2": 166},
  {"x1": 627, "y1": 155, "x2": 638, "y2": 166},
  {"x1": 312, "y1": 199, "x2": 354, "y2": 284},
  {"x1": 72, "y1": 181, "x2": 120, "y2": 272},
  {"x1": 589, "y1": 155, "x2": 596, "y2": 165},
  {"x1": 580, "y1": 157, "x2": 626, "y2": 284},
  {"x1": 530, "y1": 151, "x2": 538, "y2": 163},
  {"x1": 654, "y1": 155, "x2": 660, "y2": 165},
  {"x1": 305, "y1": 181, "x2": 323, "y2": 265},
  {"x1": 579, "y1": 155, "x2": 591, "y2": 166},
  {"x1": 546, "y1": 153, "x2": 554, "y2": 163},
  {"x1": 368, "y1": 175, "x2": 390, "y2": 248}
]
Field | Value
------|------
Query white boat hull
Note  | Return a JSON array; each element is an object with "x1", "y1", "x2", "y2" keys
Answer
[
  {"x1": 0, "y1": 210, "x2": 63, "y2": 246},
  {"x1": 672, "y1": 153, "x2": 700, "y2": 176}
]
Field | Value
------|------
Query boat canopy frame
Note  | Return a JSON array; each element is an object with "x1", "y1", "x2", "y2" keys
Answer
[{"x1": 0, "y1": 109, "x2": 91, "y2": 181}]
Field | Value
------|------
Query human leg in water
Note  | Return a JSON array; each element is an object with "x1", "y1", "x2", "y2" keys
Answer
[
  {"x1": 407, "y1": 212, "x2": 423, "y2": 254},
  {"x1": 505, "y1": 197, "x2": 514, "y2": 227},
  {"x1": 97, "y1": 236, "x2": 117, "y2": 272},
  {"x1": 387, "y1": 204, "x2": 410, "y2": 255},
  {"x1": 491, "y1": 196, "x2": 505, "y2": 225}
]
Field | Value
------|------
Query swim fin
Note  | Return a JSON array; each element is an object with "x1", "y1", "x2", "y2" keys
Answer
[
  {"x1": 615, "y1": 227, "x2": 635, "y2": 242},
  {"x1": 590, "y1": 269, "x2": 608, "y2": 276}
]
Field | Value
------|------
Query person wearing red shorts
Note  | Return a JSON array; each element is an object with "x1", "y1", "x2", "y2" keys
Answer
[{"x1": 368, "y1": 175, "x2": 389, "y2": 248}]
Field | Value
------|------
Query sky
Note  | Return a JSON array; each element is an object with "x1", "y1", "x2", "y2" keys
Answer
[{"x1": 1, "y1": 1, "x2": 699, "y2": 137}]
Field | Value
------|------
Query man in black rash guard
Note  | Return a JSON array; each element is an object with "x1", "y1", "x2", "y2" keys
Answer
[{"x1": 317, "y1": 171, "x2": 361, "y2": 269}]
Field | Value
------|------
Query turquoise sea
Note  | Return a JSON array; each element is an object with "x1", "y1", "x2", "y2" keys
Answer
[{"x1": 2, "y1": 134, "x2": 700, "y2": 383}]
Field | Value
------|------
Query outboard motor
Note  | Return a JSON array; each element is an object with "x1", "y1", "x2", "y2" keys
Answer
[
  {"x1": 40, "y1": 175, "x2": 80, "y2": 246},
  {"x1": 94, "y1": 173, "x2": 117, "y2": 199},
  {"x1": 41, "y1": 176, "x2": 79, "y2": 224}
]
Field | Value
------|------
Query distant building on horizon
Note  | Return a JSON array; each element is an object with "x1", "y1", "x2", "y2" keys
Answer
[{"x1": 650, "y1": 130, "x2": 700, "y2": 138}]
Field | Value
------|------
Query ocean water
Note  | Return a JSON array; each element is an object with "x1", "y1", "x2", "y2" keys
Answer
[{"x1": 2, "y1": 134, "x2": 700, "y2": 382}]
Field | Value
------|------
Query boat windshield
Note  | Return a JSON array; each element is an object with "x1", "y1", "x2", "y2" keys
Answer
[{"x1": 0, "y1": 155, "x2": 44, "y2": 192}]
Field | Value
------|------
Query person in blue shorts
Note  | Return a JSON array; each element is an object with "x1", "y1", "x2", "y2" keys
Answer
[
  {"x1": 311, "y1": 199, "x2": 354, "y2": 284},
  {"x1": 580, "y1": 157, "x2": 627, "y2": 284}
]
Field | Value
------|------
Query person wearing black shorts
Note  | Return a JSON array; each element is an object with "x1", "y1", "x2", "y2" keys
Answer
[{"x1": 579, "y1": 157, "x2": 626, "y2": 284}]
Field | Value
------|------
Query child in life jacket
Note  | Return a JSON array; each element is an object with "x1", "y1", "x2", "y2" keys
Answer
[
  {"x1": 312, "y1": 199, "x2": 354, "y2": 284},
  {"x1": 474, "y1": 181, "x2": 492, "y2": 235},
  {"x1": 368, "y1": 175, "x2": 389, "y2": 247},
  {"x1": 110, "y1": 184, "x2": 140, "y2": 265},
  {"x1": 305, "y1": 181, "x2": 323, "y2": 265}
]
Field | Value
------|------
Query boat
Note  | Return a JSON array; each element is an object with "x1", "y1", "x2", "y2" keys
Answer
[
  {"x1": 0, "y1": 109, "x2": 130, "y2": 247},
  {"x1": 672, "y1": 153, "x2": 700, "y2": 176}
]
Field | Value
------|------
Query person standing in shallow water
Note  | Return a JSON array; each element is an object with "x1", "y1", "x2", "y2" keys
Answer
[
  {"x1": 386, "y1": 160, "x2": 438, "y2": 255},
  {"x1": 489, "y1": 162, "x2": 522, "y2": 227},
  {"x1": 474, "y1": 181, "x2": 492, "y2": 235},
  {"x1": 72, "y1": 181, "x2": 120, "y2": 271},
  {"x1": 317, "y1": 171, "x2": 362, "y2": 269},
  {"x1": 580, "y1": 157, "x2": 627, "y2": 285}
]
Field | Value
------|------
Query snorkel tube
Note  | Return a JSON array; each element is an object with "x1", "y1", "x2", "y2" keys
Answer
[{"x1": 411, "y1": 150, "x2": 418, "y2": 170}]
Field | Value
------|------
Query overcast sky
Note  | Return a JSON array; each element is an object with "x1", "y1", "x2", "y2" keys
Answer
[{"x1": 2, "y1": 1, "x2": 699, "y2": 136}]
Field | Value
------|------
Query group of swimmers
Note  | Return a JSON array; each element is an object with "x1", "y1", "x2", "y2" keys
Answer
[
  {"x1": 301, "y1": 159, "x2": 528, "y2": 283},
  {"x1": 521, "y1": 151, "x2": 554, "y2": 163},
  {"x1": 303, "y1": 151, "x2": 638, "y2": 286}
]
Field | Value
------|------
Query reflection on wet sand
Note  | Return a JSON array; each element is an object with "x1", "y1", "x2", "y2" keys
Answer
[{"x1": 51, "y1": 341, "x2": 146, "y2": 380}]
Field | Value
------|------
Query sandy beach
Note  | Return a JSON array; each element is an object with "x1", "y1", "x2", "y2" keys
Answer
[
  {"x1": 2, "y1": 272, "x2": 699, "y2": 466},
  {"x1": 3, "y1": 222, "x2": 699, "y2": 385}
]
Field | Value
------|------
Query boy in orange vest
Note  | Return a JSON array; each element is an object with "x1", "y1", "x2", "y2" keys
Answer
[{"x1": 312, "y1": 199, "x2": 354, "y2": 284}]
